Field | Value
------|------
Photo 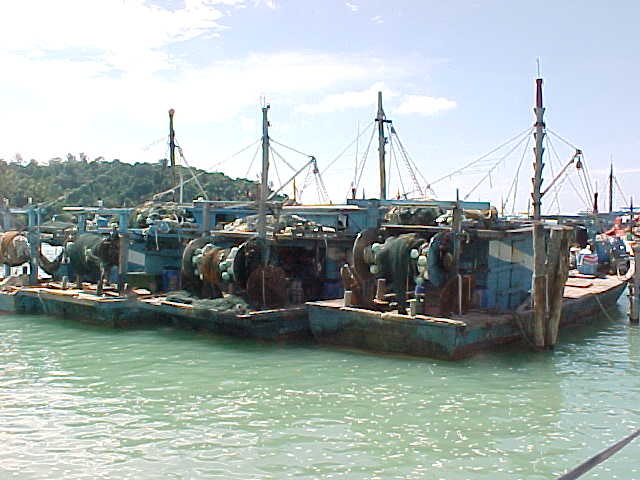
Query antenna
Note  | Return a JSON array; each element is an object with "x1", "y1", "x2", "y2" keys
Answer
[{"x1": 536, "y1": 58, "x2": 541, "y2": 78}]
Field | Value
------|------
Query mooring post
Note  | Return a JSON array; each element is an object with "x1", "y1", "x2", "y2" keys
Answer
[
  {"x1": 201, "y1": 202, "x2": 210, "y2": 236},
  {"x1": 27, "y1": 206, "x2": 39, "y2": 286},
  {"x1": 118, "y1": 212, "x2": 129, "y2": 296},
  {"x1": 375, "y1": 278, "x2": 386, "y2": 301},
  {"x1": 630, "y1": 244, "x2": 640, "y2": 324}
]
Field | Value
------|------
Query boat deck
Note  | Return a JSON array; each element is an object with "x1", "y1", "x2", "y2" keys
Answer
[{"x1": 563, "y1": 273, "x2": 626, "y2": 299}]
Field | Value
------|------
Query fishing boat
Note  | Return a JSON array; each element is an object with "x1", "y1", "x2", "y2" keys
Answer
[{"x1": 307, "y1": 78, "x2": 630, "y2": 359}]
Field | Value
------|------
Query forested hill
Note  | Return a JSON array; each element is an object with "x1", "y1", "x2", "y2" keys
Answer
[{"x1": 0, "y1": 156, "x2": 258, "y2": 216}]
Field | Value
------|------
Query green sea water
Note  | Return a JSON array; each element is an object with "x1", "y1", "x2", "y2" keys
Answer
[{"x1": 1, "y1": 299, "x2": 639, "y2": 479}]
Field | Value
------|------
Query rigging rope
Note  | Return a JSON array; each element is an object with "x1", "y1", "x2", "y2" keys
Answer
[
  {"x1": 546, "y1": 137, "x2": 591, "y2": 210},
  {"x1": 244, "y1": 142, "x2": 261, "y2": 179},
  {"x1": 614, "y1": 175, "x2": 629, "y2": 208},
  {"x1": 388, "y1": 129, "x2": 407, "y2": 198},
  {"x1": 150, "y1": 138, "x2": 261, "y2": 201},
  {"x1": 40, "y1": 163, "x2": 124, "y2": 209},
  {"x1": 268, "y1": 146, "x2": 283, "y2": 192},
  {"x1": 175, "y1": 144, "x2": 208, "y2": 199},
  {"x1": 548, "y1": 129, "x2": 596, "y2": 205},
  {"x1": 321, "y1": 120, "x2": 375, "y2": 176},
  {"x1": 269, "y1": 145, "x2": 297, "y2": 172},
  {"x1": 464, "y1": 131, "x2": 532, "y2": 200},
  {"x1": 352, "y1": 126, "x2": 377, "y2": 197},
  {"x1": 269, "y1": 138, "x2": 315, "y2": 160},
  {"x1": 503, "y1": 133, "x2": 531, "y2": 214},
  {"x1": 430, "y1": 127, "x2": 533, "y2": 186},
  {"x1": 389, "y1": 125, "x2": 426, "y2": 198}
]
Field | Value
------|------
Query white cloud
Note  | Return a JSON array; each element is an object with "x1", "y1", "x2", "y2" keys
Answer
[
  {"x1": 371, "y1": 15, "x2": 383, "y2": 24},
  {"x1": 296, "y1": 82, "x2": 397, "y2": 114},
  {"x1": 0, "y1": 0, "x2": 239, "y2": 74},
  {"x1": 254, "y1": 0, "x2": 277, "y2": 8},
  {"x1": 346, "y1": 2, "x2": 359, "y2": 12},
  {"x1": 395, "y1": 95, "x2": 457, "y2": 116}
]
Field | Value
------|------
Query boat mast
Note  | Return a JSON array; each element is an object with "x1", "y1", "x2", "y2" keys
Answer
[
  {"x1": 257, "y1": 104, "x2": 270, "y2": 239},
  {"x1": 169, "y1": 108, "x2": 176, "y2": 202},
  {"x1": 376, "y1": 91, "x2": 387, "y2": 200},
  {"x1": 609, "y1": 161, "x2": 614, "y2": 213},
  {"x1": 531, "y1": 77, "x2": 547, "y2": 348}
]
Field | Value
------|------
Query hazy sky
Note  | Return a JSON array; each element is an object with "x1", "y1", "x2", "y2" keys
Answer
[{"x1": 2, "y1": 0, "x2": 638, "y2": 213}]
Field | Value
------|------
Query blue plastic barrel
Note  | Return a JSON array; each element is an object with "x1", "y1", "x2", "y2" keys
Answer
[{"x1": 161, "y1": 267, "x2": 180, "y2": 292}]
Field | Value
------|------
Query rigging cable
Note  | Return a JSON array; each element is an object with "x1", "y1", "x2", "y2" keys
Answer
[
  {"x1": 430, "y1": 126, "x2": 533, "y2": 186},
  {"x1": 352, "y1": 126, "x2": 377, "y2": 197},
  {"x1": 175, "y1": 144, "x2": 208, "y2": 199},
  {"x1": 614, "y1": 175, "x2": 629, "y2": 208},
  {"x1": 244, "y1": 142, "x2": 262, "y2": 179},
  {"x1": 150, "y1": 138, "x2": 261, "y2": 201},
  {"x1": 269, "y1": 144, "x2": 298, "y2": 173},
  {"x1": 270, "y1": 138, "x2": 315, "y2": 160},
  {"x1": 388, "y1": 128, "x2": 407, "y2": 198},
  {"x1": 546, "y1": 137, "x2": 591, "y2": 210},
  {"x1": 320, "y1": 120, "x2": 375, "y2": 176},
  {"x1": 503, "y1": 133, "x2": 532, "y2": 215},
  {"x1": 268, "y1": 146, "x2": 283, "y2": 192},
  {"x1": 548, "y1": 129, "x2": 595, "y2": 202},
  {"x1": 464, "y1": 131, "x2": 532, "y2": 200},
  {"x1": 389, "y1": 125, "x2": 427, "y2": 198}
]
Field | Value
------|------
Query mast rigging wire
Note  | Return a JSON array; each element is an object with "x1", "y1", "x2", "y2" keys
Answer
[
  {"x1": 430, "y1": 127, "x2": 533, "y2": 186},
  {"x1": 503, "y1": 133, "x2": 531, "y2": 214},
  {"x1": 464, "y1": 132, "x2": 532, "y2": 200},
  {"x1": 321, "y1": 120, "x2": 375, "y2": 176},
  {"x1": 175, "y1": 144, "x2": 209, "y2": 199}
]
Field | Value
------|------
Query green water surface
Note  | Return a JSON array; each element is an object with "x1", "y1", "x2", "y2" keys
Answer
[{"x1": 1, "y1": 299, "x2": 639, "y2": 479}]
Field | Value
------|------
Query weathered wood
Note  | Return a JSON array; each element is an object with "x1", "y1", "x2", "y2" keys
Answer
[
  {"x1": 532, "y1": 223, "x2": 547, "y2": 347},
  {"x1": 546, "y1": 229, "x2": 570, "y2": 346}
]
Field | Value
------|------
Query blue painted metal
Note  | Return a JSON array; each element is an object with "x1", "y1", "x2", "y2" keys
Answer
[{"x1": 308, "y1": 280, "x2": 627, "y2": 360}]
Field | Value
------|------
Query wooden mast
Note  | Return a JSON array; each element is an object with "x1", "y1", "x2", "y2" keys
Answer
[
  {"x1": 257, "y1": 104, "x2": 270, "y2": 240},
  {"x1": 531, "y1": 78, "x2": 547, "y2": 348},
  {"x1": 376, "y1": 91, "x2": 387, "y2": 200},
  {"x1": 168, "y1": 108, "x2": 176, "y2": 202},
  {"x1": 609, "y1": 162, "x2": 614, "y2": 213}
]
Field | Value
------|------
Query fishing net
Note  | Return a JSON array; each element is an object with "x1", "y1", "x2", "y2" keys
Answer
[{"x1": 164, "y1": 290, "x2": 250, "y2": 313}]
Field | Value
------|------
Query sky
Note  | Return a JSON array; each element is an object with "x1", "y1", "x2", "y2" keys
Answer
[{"x1": 1, "y1": 0, "x2": 639, "y2": 213}]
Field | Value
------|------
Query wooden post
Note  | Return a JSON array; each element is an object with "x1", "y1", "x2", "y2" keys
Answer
[
  {"x1": 118, "y1": 212, "x2": 129, "y2": 296},
  {"x1": 27, "y1": 206, "x2": 39, "y2": 286},
  {"x1": 630, "y1": 244, "x2": 640, "y2": 324},
  {"x1": 546, "y1": 229, "x2": 570, "y2": 346},
  {"x1": 201, "y1": 202, "x2": 210, "y2": 235},
  {"x1": 344, "y1": 290, "x2": 353, "y2": 306},
  {"x1": 375, "y1": 278, "x2": 386, "y2": 301}
]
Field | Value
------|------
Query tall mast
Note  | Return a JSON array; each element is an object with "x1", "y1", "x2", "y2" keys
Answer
[
  {"x1": 531, "y1": 77, "x2": 547, "y2": 348},
  {"x1": 532, "y1": 79, "x2": 545, "y2": 221},
  {"x1": 168, "y1": 108, "x2": 176, "y2": 202},
  {"x1": 376, "y1": 91, "x2": 387, "y2": 200},
  {"x1": 609, "y1": 161, "x2": 614, "y2": 213},
  {"x1": 257, "y1": 104, "x2": 270, "y2": 239}
]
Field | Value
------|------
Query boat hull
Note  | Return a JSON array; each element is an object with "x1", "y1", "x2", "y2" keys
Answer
[{"x1": 308, "y1": 281, "x2": 627, "y2": 360}]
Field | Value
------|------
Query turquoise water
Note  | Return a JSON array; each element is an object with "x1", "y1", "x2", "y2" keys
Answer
[{"x1": 1, "y1": 300, "x2": 639, "y2": 479}]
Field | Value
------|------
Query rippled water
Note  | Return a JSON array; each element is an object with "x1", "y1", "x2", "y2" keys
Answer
[{"x1": 1, "y1": 298, "x2": 639, "y2": 479}]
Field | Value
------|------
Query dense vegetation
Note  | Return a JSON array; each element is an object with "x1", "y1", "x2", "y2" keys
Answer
[{"x1": 0, "y1": 154, "x2": 259, "y2": 218}]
